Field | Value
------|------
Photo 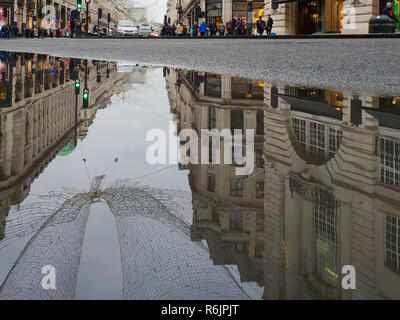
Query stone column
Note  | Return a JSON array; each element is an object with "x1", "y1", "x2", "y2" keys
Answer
[{"x1": 222, "y1": 0, "x2": 232, "y2": 23}]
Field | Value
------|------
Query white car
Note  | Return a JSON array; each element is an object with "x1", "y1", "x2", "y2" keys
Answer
[
  {"x1": 116, "y1": 20, "x2": 139, "y2": 37},
  {"x1": 139, "y1": 25, "x2": 153, "y2": 37}
]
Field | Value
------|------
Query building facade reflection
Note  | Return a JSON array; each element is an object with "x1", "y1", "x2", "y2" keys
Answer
[
  {"x1": 0, "y1": 52, "x2": 129, "y2": 241},
  {"x1": 166, "y1": 67, "x2": 400, "y2": 300}
]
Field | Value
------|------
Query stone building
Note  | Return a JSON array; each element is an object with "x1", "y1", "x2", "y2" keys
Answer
[
  {"x1": 0, "y1": 0, "x2": 130, "y2": 34},
  {"x1": 0, "y1": 52, "x2": 129, "y2": 241},
  {"x1": 263, "y1": 84, "x2": 400, "y2": 299},
  {"x1": 166, "y1": 0, "x2": 393, "y2": 34},
  {"x1": 165, "y1": 65, "x2": 400, "y2": 299}
]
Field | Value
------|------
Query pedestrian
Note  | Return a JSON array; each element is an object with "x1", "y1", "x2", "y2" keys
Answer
[
  {"x1": 182, "y1": 24, "x2": 187, "y2": 36},
  {"x1": 209, "y1": 19, "x2": 217, "y2": 36},
  {"x1": 226, "y1": 20, "x2": 234, "y2": 36},
  {"x1": 218, "y1": 20, "x2": 225, "y2": 36},
  {"x1": 192, "y1": 22, "x2": 199, "y2": 36},
  {"x1": 382, "y1": 2, "x2": 399, "y2": 23},
  {"x1": 176, "y1": 22, "x2": 182, "y2": 36},
  {"x1": 170, "y1": 23, "x2": 176, "y2": 36},
  {"x1": 199, "y1": 21, "x2": 207, "y2": 36},
  {"x1": 266, "y1": 14, "x2": 274, "y2": 35},
  {"x1": 1, "y1": 24, "x2": 7, "y2": 38},
  {"x1": 256, "y1": 16, "x2": 266, "y2": 36},
  {"x1": 235, "y1": 18, "x2": 242, "y2": 36}
]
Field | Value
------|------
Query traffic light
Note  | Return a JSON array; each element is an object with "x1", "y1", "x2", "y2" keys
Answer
[
  {"x1": 77, "y1": 0, "x2": 82, "y2": 10},
  {"x1": 75, "y1": 79, "x2": 81, "y2": 95},
  {"x1": 83, "y1": 89, "x2": 89, "y2": 108},
  {"x1": 98, "y1": 8, "x2": 102, "y2": 19}
]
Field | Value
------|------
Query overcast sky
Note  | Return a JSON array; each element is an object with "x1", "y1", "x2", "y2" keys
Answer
[{"x1": 130, "y1": 0, "x2": 167, "y2": 23}]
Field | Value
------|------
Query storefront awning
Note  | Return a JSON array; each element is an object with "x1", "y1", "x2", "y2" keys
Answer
[
  {"x1": 364, "y1": 109, "x2": 400, "y2": 130},
  {"x1": 0, "y1": 0, "x2": 14, "y2": 6},
  {"x1": 278, "y1": 94, "x2": 343, "y2": 119}
]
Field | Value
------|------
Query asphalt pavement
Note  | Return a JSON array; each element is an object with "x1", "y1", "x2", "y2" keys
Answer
[{"x1": 0, "y1": 37, "x2": 399, "y2": 95}]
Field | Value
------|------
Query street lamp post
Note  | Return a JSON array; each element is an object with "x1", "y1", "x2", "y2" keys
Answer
[{"x1": 85, "y1": 0, "x2": 91, "y2": 37}]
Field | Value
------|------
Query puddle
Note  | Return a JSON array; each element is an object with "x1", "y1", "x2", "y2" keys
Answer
[{"x1": 0, "y1": 52, "x2": 399, "y2": 300}]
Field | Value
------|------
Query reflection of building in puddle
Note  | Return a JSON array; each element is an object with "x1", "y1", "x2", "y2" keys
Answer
[
  {"x1": 0, "y1": 53, "x2": 130, "y2": 242},
  {"x1": 0, "y1": 177, "x2": 249, "y2": 300},
  {"x1": 167, "y1": 67, "x2": 400, "y2": 300},
  {"x1": 167, "y1": 68, "x2": 266, "y2": 299},
  {"x1": 264, "y1": 84, "x2": 400, "y2": 299}
]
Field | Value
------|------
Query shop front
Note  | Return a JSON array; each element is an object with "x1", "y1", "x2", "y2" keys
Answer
[
  {"x1": 26, "y1": 0, "x2": 36, "y2": 31},
  {"x1": 297, "y1": 0, "x2": 344, "y2": 34},
  {"x1": 232, "y1": 0, "x2": 264, "y2": 34},
  {"x1": 206, "y1": 0, "x2": 222, "y2": 25}
]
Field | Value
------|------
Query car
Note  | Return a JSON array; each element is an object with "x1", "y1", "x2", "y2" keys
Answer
[
  {"x1": 139, "y1": 25, "x2": 153, "y2": 37},
  {"x1": 116, "y1": 20, "x2": 139, "y2": 37}
]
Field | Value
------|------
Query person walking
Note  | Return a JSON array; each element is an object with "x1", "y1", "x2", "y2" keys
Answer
[
  {"x1": 218, "y1": 20, "x2": 225, "y2": 36},
  {"x1": 226, "y1": 20, "x2": 234, "y2": 36},
  {"x1": 170, "y1": 23, "x2": 177, "y2": 36},
  {"x1": 1, "y1": 24, "x2": 7, "y2": 38},
  {"x1": 176, "y1": 22, "x2": 182, "y2": 36},
  {"x1": 182, "y1": 24, "x2": 187, "y2": 36},
  {"x1": 266, "y1": 14, "x2": 274, "y2": 35},
  {"x1": 256, "y1": 16, "x2": 266, "y2": 36},
  {"x1": 199, "y1": 21, "x2": 207, "y2": 36},
  {"x1": 192, "y1": 22, "x2": 199, "y2": 36},
  {"x1": 209, "y1": 19, "x2": 217, "y2": 36},
  {"x1": 235, "y1": 18, "x2": 242, "y2": 36}
]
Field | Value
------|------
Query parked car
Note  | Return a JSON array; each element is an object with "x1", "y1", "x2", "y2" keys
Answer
[
  {"x1": 116, "y1": 20, "x2": 139, "y2": 37},
  {"x1": 139, "y1": 25, "x2": 153, "y2": 37}
]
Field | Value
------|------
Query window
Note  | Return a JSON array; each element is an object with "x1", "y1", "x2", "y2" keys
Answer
[
  {"x1": 256, "y1": 110, "x2": 264, "y2": 135},
  {"x1": 329, "y1": 126, "x2": 342, "y2": 156},
  {"x1": 380, "y1": 137, "x2": 400, "y2": 187},
  {"x1": 256, "y1": 181, "x2": 264, "y2": 199},
  {"x1": 232, "y1": 146, "x2": 244, "y2": 166},
  {"x1": 314, "y1": 189, "x2": 339, "y2": 287},
  {"x1": 292, "y1": 117, "x2": 306, "y2": 149},
  {"x1": 230, "y1": 179, "x2": 243, "y2": 197},
  {"x1": 256, "y1": 149, "x2": 264, "y2": 168},
  {"x1": 256, "y1": 213, "x2": 264, "y2": 232},
  {"x1": 209, "y1": 106, "x2": 216, "y2": 130},
  {"x1": 310, "y1": 121, "x2": 325, "y2": 162},
  {"x1": 386, "y1": 215, "x2": 400, "y2": 272},
  {"x1": 231, "y1": 109, "x2": 244, "y2": 134},
  {"x1": 207, "y1": 174, "x2": 216, "y2": 193},
  {"x1": 204, "y1": 73, "x2": 221, "y2": 98},
  {"x1": 231, "y1": 78, "x2": 264, "y2": 100},
  {"x1": 230, "y1": 211, "x2": 243, "y2": 231}
]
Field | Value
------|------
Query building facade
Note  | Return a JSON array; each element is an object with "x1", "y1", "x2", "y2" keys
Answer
[
  {"x1": 0, "y1": 0, "x2": 130, "y2": 35},
  {"x1": 166, "y1": 0, "x2": 394, "y2": 34},
  {"x1": 0, "y1": 52, "x2": 129, "y2": 241},
  {"x1": 165, "y1": 65, "x2": 400, "y2": 299}
]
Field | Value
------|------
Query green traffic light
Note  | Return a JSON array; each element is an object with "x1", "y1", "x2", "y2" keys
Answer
[
  {"x1": 83, "y1": 93, "x2": 89, "y2": 100},
  {"x1": 75, "y1": 82, "x2": 80, "y2": 88}
]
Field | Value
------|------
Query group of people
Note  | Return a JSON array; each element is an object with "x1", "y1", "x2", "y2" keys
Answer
[
  {"x1": 161, "y1": 15, "x2": 273, "y2": 37},
  {"x1": 0, "y1": 22, "x2": 109, "y2": 39}
]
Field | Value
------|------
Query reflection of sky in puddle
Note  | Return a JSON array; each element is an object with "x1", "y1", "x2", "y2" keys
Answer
[{"x1": 0, "y1": 67, "x2": 193, "y2": 299}]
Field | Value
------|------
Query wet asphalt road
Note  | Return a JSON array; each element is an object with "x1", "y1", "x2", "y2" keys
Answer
[{"x1": 1, "y1": 37, "x2": 399, "y2": 95}]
